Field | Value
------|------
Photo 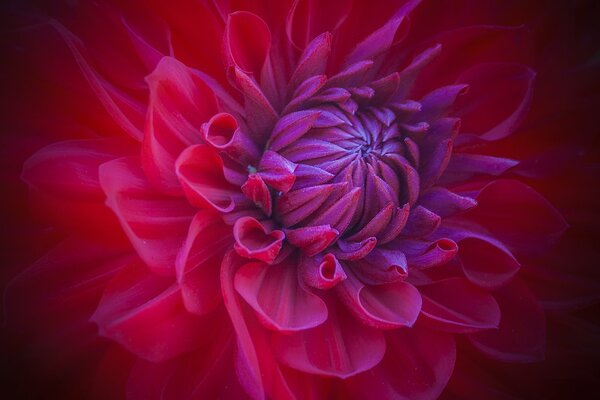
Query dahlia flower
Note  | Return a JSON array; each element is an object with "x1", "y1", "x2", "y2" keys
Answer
[{"x1": 2, "y1": 0, "x2": 599, "y2": 399}]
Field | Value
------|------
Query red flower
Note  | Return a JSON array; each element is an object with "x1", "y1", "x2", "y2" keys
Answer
[{"x1": 2, "y1": 0, "x2": 599, "y2": 399}]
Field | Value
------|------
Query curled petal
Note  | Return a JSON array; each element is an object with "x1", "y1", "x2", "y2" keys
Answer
[
  {"x1": 241, "y1": 174, "x2": 272, "y2": 216},
  {"x1": 202, "y1": 112, "x2": 261, "y2": 165},
  {"x1": 334, "y1": 237, "x2": 378, "y2": 261},
  {"x1": 299, "y1": 253, "x2": 347, "y2": 290},
  {"x1": 233, "y1": 217, "x2": 284, "y2": 264},
  {"x1": 350, "y1": 248, "x2": 409, "y2": 285},
  {"x1": 420, "y1": 278, "x2": 501, "y2": 333},
  {"x1": 234, "y1": 258, "x2": 328, "y2": 332},
  {"x1": 272, "y1": 300, "x2": 386, "y2": 379},
  {"x1": 408, "y1": 238, "x2": 458, "y2": 269},
  {"x1": 176, "y1": 144, "x2": 243, "y2": 213},
  {"x1": 285, "y1": 225, "x2": 339, "y2": 256},
  {"x1": 337, "y1": 267, "x2": 421, "y2": 329},
  {"x1": 143, "y1": 56, "x2": 218, "y2": 194}
]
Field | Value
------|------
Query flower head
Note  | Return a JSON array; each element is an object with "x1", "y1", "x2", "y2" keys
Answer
[{"x1": 3, "y1": 0, "x2": 599, "y2": 399}]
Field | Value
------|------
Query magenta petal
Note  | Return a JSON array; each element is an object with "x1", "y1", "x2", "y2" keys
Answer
[
  {"x1": 99, "y1": 157, "x2": 195, "y2": 276},
  {"x1": 418, "y1": 187, "x2": 477, "y2": 217},
  {"x1": 241, "y1": 174, "x2": 273, "y2": 216},
  {"x1": 21, "y1": 138, "x2": 136, "y2": 239},
  {"x1": 286, "y1": 0, "x2": 352, "y2": 50},
  {"x1": 469, "y1": 179, "x2": 568, "y2": 254},
  {"x1": 91, "y1": 258, "x2": 206, "y2": 362},
  {"x1": 285, "y1": 225, "x2": 339, "y2": 256},
  {"x1": 408, "y1": 238, "x2": 458, "y2": 269},
  {"x1": 468, "y1": 278, "x2": 546, "y2": 362},
  {"x1": 176, "y1": 211, "x2": 233, "y2": 315},
  {"x1": 420, "y1": 277, "x2": 501, "y2": 333},
  {"x1": 175, "y1": 144, "x2": 242, "y2": 213},
  {"x1": 299, "y1": 253, "x2": 347, "y2": 290},
  {"x1": 336, "y1": 267, "x2": 421, "y2": 329},
  {"x1": 233, "y1": 217, "x2": 284, "y2": 264},
  {"x1": 202, "y1": 112, "x2": 261, "y2": 165},
  {"x1": 225, "y1": 11, "x2": 271, "y2": 77},
  {"x1": 347, "y1": 325, "x2": 455, "y2": 400},
  {"x1": 290, "y1": 32, "x2": 332, "y2": 89},
  {"x1": 143, "y1": 56, "x2": 218, "y2": 194},
  {"x1": 401, "y1": 205, "x2": 441, "y2": 237},
  {"x1": 459, "y1": 237, "x2": 520, "y2": 289},
  {"x1": 234, "y1": 258, "x2": 328, "y2": 332},
  {"x1": 272, "y1": 300, "x2": 385, "y2": 379},
  {"x1": 258, "y1": 150, "x2": 297, "y2": 193},
  {"x1": 456, "y1": 62, "x2": 535, "y2": 141}
]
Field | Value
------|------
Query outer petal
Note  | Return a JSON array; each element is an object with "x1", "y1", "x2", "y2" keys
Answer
[
  {"x1": 455, "y1": 62, "x2": 536, "y2": 142},
  {"x1": 142, "y1": 56, "x2": 218, "y2": 194},
  {"x1": 272, "y1": 300, "x2": 386, "y2": 379},
  {"x1": 286, "y1": 0, "x2": 352, "y2": 50},
  {"x1": 420, "y1": 278, "x2": 501, "y2": 333},
  {"x1": 347, "y1": 325, "x2": 456, "y2": 400},
  {"x1": 468, "y1": 179, "x2": 568, "y2": 254},
  {"x1": 336, "y1": 268, "x2": 422, "y2": 329},
  {"x1": 21, "y1": 138, "x2": 136, "y2": 242},
  {"x1": 100, "y1": 157, "x2": 196, "y2": 276},
  {"x1": 176, "y1": 210, "x2": 233, "y2": 315},
  {"x1": 225, "y1": 11, "x2": 271, "y2": 78},
  {"x1": 91, "y1": 257, "x2": 209, "y2": 362},
  {"x1": 234, "y1": 258, "x2": 328, "y2": 332},
  {"x1": 468, "y1": 278, "x2": 546, "y2": 362},
  {"x1": 458, "y1": 237, "x2": 520, "y2": 289}
]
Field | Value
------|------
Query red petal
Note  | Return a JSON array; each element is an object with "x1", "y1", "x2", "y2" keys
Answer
[
  {"x1": 234, "y1": 258, "x2": 328, "y2": 332},
  {"x1": 455, "y1": 62, "x2": 536, "y2": 141},
  {"x1": 336, "y1": 268, "x2": 421, "y2": 329},
  {"x1": 469, "y1": 179, "x2": 568, "y2": 254},
  {"x1": 233, "y1": 217, "x2": 284, "y2": 264},
  {"x1": 142, "y1": 57, "x2": 218, "y2": 194},
  {"x1": 347, "y1": 325, "x2": 455, "y2": 400},
  {"x1": 459, "y1": 237, "x2": 520, "y2": 289},
  {"x1": 286, "y1": 0, "x2": 352, "y2": 50},
  {"x1": 299, "y1": 253, "x2": 347, "y2": 290},
  {"x1": 91, "y1": 258, "x2": 209, "y2": 362},
  {"x1": 176, "y1": 210, "x2": 233, "y2": 315},
  {"x1": 21, "y1": 138, "x2": 136, "y2": 243},
  {"x1": 225, "y1": 11, "x2": 271, "y2": 78},
  {"x1": 100, "y1": 157, "x2": 195, "y2": 276},
  {"x1": 285, "y1": 225, "x2": 339, "y2": 256},
  {"x1": 175, "y1": 144, "x2": 243, "y2": 213},
  {"x1": 468, "y1": 278, "x2": 546, "y2": 362},
  {"x1": 420, "y1": 277, "x2": 501, "y2": 333},
  {"x1": 272, "y1": 300, "x2": 386, "y2": 379},
  {"x1": 241, "y1": 174, "x2": 273, "y2": 216}
]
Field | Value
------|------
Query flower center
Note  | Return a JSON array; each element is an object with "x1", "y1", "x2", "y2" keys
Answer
[{"x1": 268, "y1": 105, "x2": 421, "y2": 238}]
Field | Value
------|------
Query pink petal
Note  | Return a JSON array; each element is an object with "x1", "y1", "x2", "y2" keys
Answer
[
  {"x1": 455, "y1": 62, "x2": 536, "y2": 141},
  {"x1": 290, "y1": 32, "x2": 332, "y2": 89},
  {"x1": 285, "y1": 225, "x2": 339, "y2": 256},
  {"x1": 272, "y1": 300, "x2": 386, "y2": 379},
  {"x1": 468, "y1": 278, "x2": 546, "y2": 362},
  {"x1": 176, "y1": 210, "x2": 233, "y2": 315},
  {"x1": 225, "y1": 11, "x2": 271, "y2": 78},
  {"x1": 458, "y1": 237, "x2": 521, "y2": 289},
  {"x1": 336, "y1": 268, "x2": 422, "y2": 329},
  {"x1": 202, "y1": 112, "x2": 261, "y2": 165},
  {"x1": 143, "y1": 56, "x2": 218, "y2": 194},
  {"x1": 241, "y1": 174, "x2": 273, "y2": 216},
  {"x1": 347, "y1": 325, "x2": 456, "y2": 400},
  {"x1": 407, "y1": 238, "x2": 458, "y2": 269},
  {"x1": 175, "y1": 144, "x2": 243, "y2": 213},
  {"x1": 21, "y1": 138, "x2": 136, "y2": 242},
  {"x1": 299, "y1": 253, "x2": 347, "y2": 290},
  {"x1": 91, "y1": 258, "x2": 209, "y2": 362},
  {"x1": 234, "y1": 258, "x2": 328, "y2": 332},
  {"x1": 99, "y1": 157, "x2": 195, "y2": 276},
  {"x1": 233, "y1": 217, "x2": 284, "y2": 264},
  {"x1": 420, "y1": 277, "x2": 501, "y2": 333},
  {"x1": 286, "y1": 0, "x2": 352, "y2": 50},
  {"x1": 469, "y1": 179, "x2": 568, "y2": 254}
]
